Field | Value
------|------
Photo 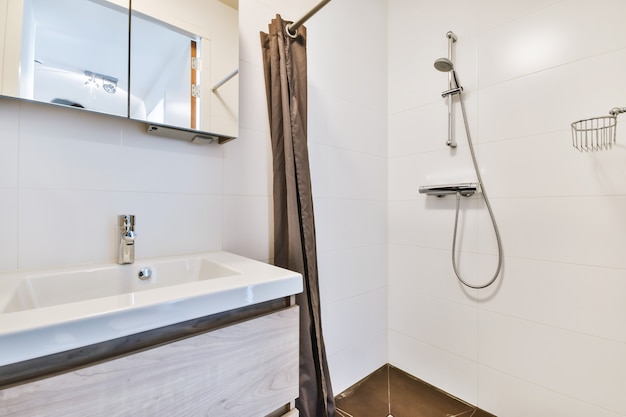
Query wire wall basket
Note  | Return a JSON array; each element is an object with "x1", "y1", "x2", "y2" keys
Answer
[{"x1": 571, "y1": 107, "x2": 625, "y2": 152}]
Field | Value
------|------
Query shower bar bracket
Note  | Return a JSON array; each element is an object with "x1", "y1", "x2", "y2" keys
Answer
[
  {"x1": 419, "y1": 183, "x2": 480, "y2": 198},
  {"x1": 441, "y1": 87, "x2": 463, "y2": 98}
]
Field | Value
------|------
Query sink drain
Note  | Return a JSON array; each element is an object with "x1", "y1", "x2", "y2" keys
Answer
[{"x1": 138, "y1": 268, "x2": 152, "y2": 280}]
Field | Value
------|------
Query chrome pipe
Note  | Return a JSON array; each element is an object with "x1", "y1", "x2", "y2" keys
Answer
[
  {"x1": 212, "y1": 69, "x2": 239, "y2": 92},
  {"x1": 445, "y1": 95, "x2": 455, "y2": 147},
  {"x1": 286, "y1": 0, "x2": 332, "y2": 37}
]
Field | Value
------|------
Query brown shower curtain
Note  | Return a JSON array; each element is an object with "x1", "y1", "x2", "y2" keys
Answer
[{"x1": 261, "y1": 15, "x2": 336, "y2": 417}]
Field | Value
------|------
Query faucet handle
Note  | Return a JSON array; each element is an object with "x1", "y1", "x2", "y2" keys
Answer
[{"x1": 119, "y1": 214, "x2": 135, "y2": 230}]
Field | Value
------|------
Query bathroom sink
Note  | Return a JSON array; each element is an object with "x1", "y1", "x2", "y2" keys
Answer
[
  {"x1": 4, "y1": 257, "x2": 239, "y2": 313},
  {"x1": 0, "y1": 251, "x2": 302, "y2": 366}
]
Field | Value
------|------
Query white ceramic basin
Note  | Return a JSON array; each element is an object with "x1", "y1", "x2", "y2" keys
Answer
[
  {"x1": 4, "y1": 257, "x2": 239, "y2": 313},
  {"x1": 0, "y1": 252, "x2": 302, "y2": 366}
]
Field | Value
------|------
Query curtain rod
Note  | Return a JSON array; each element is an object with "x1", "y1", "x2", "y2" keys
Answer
[
  {"x1": 212, "y1": 69, "x2": 239, "y2": 92},
  {"x1": 286, "y1": 0, "x2": 332, "y2": 37}
]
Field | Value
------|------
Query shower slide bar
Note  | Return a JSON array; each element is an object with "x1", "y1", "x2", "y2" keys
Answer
[
  {"x1": 285, "y1": 0, "x2": 332, "y2": 37},
  {"x1": 419, "y1": 183, "x2": 480, "y2": 197}
]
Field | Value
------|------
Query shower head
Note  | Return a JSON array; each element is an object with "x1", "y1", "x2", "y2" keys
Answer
[
  {"x1": 434, "y1": 57, "x2": 462, "y2": 92},
  {"x1": 434, "y1": 57, "x2": 454, "y2": 72}
]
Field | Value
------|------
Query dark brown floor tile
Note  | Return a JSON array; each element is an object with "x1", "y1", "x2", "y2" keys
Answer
[
  {"x1": 334, "y1": 364, "x2": 497, "y2": 417},
  {"x1": 388, "y1": 365, "x2": 473, "y2": 417},
  {"x1": 335, "y1": 365, "x2": 390, "y2": 417},
  {"x1": 472, "y1": 408, "x2": 497, "y2": 417}
]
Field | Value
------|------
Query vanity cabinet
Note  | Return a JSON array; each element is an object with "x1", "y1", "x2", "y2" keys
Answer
[{"x1": 0, "y1": 306, "x2": 299, "y2": 417}]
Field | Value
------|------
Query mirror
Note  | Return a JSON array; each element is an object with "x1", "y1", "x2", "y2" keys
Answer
[
  {"x1": 0, "y1": 0, "x2": 130, "y2": 117},
  {"x1": 0, "y1": 0, "x2": 238, "y2": 142},
  {"x1": 130, "y1": 0, "x2": 239, "y2": 139}
]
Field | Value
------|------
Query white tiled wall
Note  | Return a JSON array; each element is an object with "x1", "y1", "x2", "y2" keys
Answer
[
  {"x1": 388, "y1": 0, "x2": 626, "y2": 415},
  {"x1": 0, "y1": 98, "x2": 224, "y2": 271}
]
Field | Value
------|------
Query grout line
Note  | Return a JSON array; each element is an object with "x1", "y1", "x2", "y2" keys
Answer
[
  {"x1": 336, "y1": 407, "x2": 355, "y2": 417},
  {"x1": 387, "y1": 364, "x2": 392, "y2": 416},
  {"x1": 450, "y1": 410, "x2": 475, "y2": 417}
]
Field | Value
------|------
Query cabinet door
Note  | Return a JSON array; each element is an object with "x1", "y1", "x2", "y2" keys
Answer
[{"x1": 0, "y1": 306, "x2": 299, "y2": 417}]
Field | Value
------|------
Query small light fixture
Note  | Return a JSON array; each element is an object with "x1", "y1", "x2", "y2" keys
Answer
[
  {"x1": 84, "y1": 71, "x2": 118, "y2": 94},
  {"x1": 102, "y1": 76, "x2": 117, "y2": 94},
  {"x1": 84, "y1": 71, "x2": 99, "y2": 88}
]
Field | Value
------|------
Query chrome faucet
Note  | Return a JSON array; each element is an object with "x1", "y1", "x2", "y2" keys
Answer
[{"x1": 118, "y1": 215, "x2": 136, "y2": 264}]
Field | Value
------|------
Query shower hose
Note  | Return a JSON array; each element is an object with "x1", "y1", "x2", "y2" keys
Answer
[{"x1": 452, "y1": 94, "x2": 503, "y2": 289}]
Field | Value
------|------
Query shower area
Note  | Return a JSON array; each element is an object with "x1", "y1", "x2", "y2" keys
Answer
[{"x1": 298, "y1": 0, "x2": 626, "y2": 416}]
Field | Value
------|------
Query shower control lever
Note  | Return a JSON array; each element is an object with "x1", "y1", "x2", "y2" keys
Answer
[{"x1": 419, "y1": 183, "x2": 480, "y2": 197}]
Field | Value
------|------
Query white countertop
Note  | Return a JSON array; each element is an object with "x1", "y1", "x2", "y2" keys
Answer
[{"x1": 0, "y1": 251, "x2": 302, "y2": 366}]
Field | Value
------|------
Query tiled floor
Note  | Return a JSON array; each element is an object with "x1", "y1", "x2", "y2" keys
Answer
[{"x1": 335, "y1": 364, "x2": 496, "y2": 417}]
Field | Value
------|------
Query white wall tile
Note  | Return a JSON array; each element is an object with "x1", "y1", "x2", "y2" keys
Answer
[
  {"x1": 478, "y1": 0, "x2": 626, "y2": 87},
  {"x1": 18, "y1": 100, "x2": 124, "y2": 146},
  {"x1": 239, "y1": 0, "x2": 276, "y2": 66},
  {"x1": 0, "y1": 99, "x2": 19, "y2": 187},
  {"x1": 479, "y1": 130, "x2": 626, "y2": 199},
  {"x1": 479, "y1": 366, "x2": 624, "y2": 417},
  {"x1": 307, "y1": 141, "x2": 330, "y2": 200},
  {"x1": 480, "y1": 256, "x2": 626, "y2": 344},
  {"x1": 388, "y1": 0, "x2": 478, "y2": 72},
  {"x1": 389, "y1": 286, "x2": 478, "y2": 361},
  {"x1": 324, "y1": 94, "x2": 387, "y2": 156},
  {"x1": 478, "y1": 49, "x2": 626, "y2": 143},
  {"x1": 388, "y1": 103, "x2": 446, "y2": 158},
  {"x1": 388, "y1": 198, "x2": 480, "y2": 253},
  {"x1": 327, "y1": 329, "x2": 387, "y2": 395},
  {"x1": 323, "y1": 286, "x2": 388, "y2": 395},
  {"x1": 18, "y1": 189, "x2": 222, "y2": 270},
  {"x1": 223, "y1": 127, "x2": 272, "y2": 197},
  {"x1": 0, "y1": 188, "x2": 18, "y2": 272},
  {"x1": 326, "y1": 148, "x2": 386, "y2": 200},
  {"x1": 307, "y1": 0, "x2": 387, "y2": 108},
  {"x1": 388, "y1": 60, "x2": 436, "y2": 116},
  {"x1": 479, "y1": 311, "x2": 626, "y2": 415},
  {"x1": 307, "y1": 84, "x2": 330, "y2": 147},
  {"x1": 489, "y1": 196, "x2": 626, "y2": 269},
  {"x1": 388, "y1": 244, "x2": 478, "y2": 305},
  {"x1": 388, "y1": 149, "x2": 477, "y2": 201},
  {"x1": 318, "y1": 245, "x2": 387, "y2": 306},
  {"x1": 17, "y1": 101, "x2": 224, "y2": 194},
  {"x1": 315, "y1": 199, "x2": 387, "y2": 252},
  {"x1": 389, "y1": 330, "x2": 478, "y2": 405},
  {"x1": 237, "y1": 60, "x2": 270, "y2": 134},
  {"x1": 222, "y1": 195, "x2": 272, "y2": 262},
  {"x1": 324, "y1": 288, "x2": 387, "y2": 357},
  {"x1": 477, "y1": 0, "x2": 562, "y2": 33}
]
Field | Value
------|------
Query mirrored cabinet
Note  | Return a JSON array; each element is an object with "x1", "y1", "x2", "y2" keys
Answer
[{"x1": 0, "y1": 0, "x2": 238, "y2": 144}]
